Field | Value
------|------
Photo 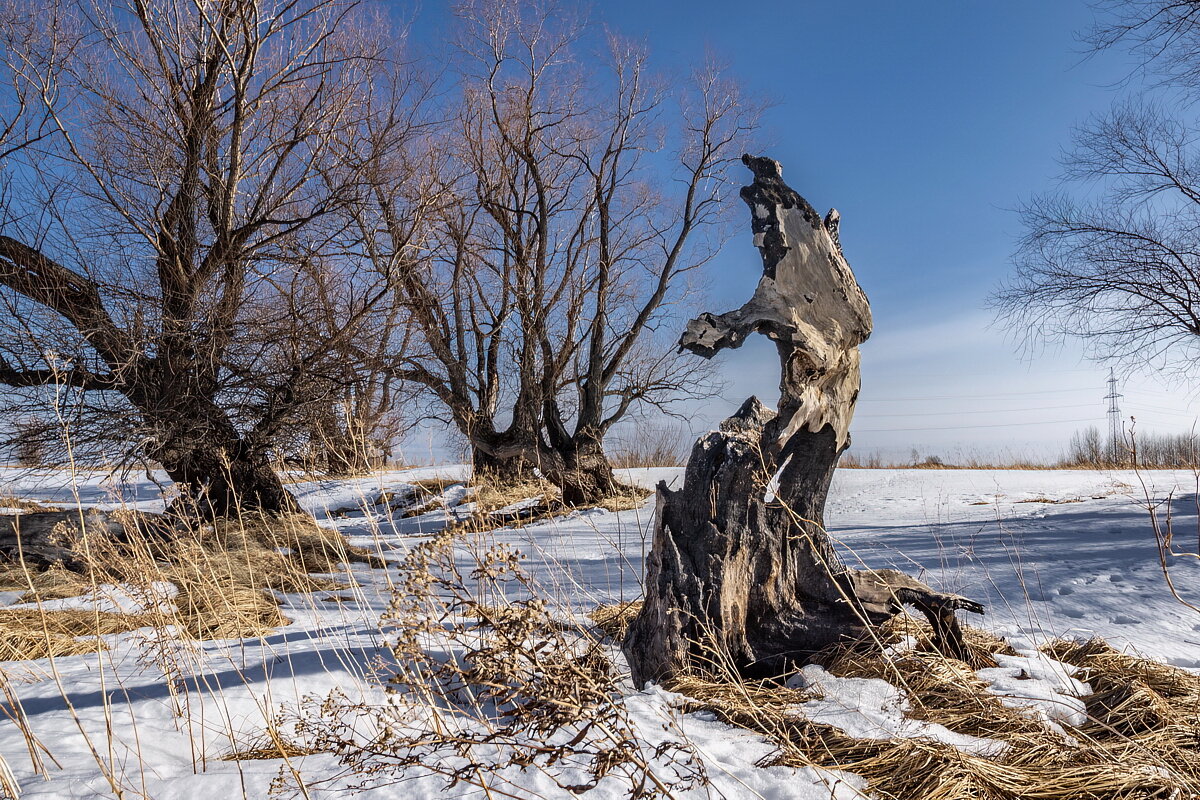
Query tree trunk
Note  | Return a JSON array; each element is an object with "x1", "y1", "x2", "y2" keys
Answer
[
  {"x1": 148, "y1": 395, "x2": 299, "y2": 519},
  {"x1": 623, "y1": 155, "x2": 983, "y2": 687},
  {"x1": 555, "y1": 433, "x2": 620, "y2": 507},
  {"x1": 470, "y1": 442, "x2": 541, "y2": 487},
  {"x1": 162, "y1": 444, "x2": 299, "y2": 519}
]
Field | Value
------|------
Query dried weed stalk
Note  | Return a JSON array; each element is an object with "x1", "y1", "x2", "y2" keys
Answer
[{"x1": 292, "y1": 530, "x2": 706, "y2": 799}]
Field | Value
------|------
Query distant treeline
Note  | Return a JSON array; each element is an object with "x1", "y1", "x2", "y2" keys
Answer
[
  {"x1": 1062, "y1": 426, "x2": 1200, "y2": 469},
  {"x1": 839, "y1": 426, "x2": 1200, "y2": 470}
]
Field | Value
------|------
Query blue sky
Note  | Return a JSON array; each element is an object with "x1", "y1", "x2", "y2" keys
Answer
[
  {"x1": 401, "y1": 1, "x2": 1200, "y2": 463},
  {"x1": 590, "y1": 0, "x2": 1197, "y2": 461}
]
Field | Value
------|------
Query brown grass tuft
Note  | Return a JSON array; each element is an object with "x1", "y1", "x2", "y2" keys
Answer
[
  {"x1": 590, "y1": 484, "x2": 652, "y2": 512},
  {"x1": 1042, "y1": 638, "x2": 1200, "y2": 739},
  {"x1": 0, "y1": 496, "x2": 57, "y2": 513},
  {"x1": 0, "y1": 608, "x2": 153, "y2": 660},
  {"x1": 221, "y1": 735, "x2": 326, "y2": 761},
  {"x1": 0, "y1": 510, "x2": 375, "y2": 657},
  {"x1": 670, "y1": 627, "x2": 1200, "y2": 800},
  {"x1": 590, "y1": 600, "x2": 642, "y2": 641}
]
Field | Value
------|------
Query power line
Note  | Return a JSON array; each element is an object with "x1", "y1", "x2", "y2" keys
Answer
[
  {"x1": 852, "y1": 416, "x2": 1098, "y2": 433},
  {"x1": 857, "y1": 387, "x2": 1100, "y2": 403},
  {"x1": 855, "y1": 402, "x2": 1094, "y2": 419},
  {"x1": 1124, "y1": 402, "x2": 1197, "y2": 417}
]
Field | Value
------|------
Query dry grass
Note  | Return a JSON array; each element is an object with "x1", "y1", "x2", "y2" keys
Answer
[
  {"x1": 221, "y1": 734, "x2": 326, "y2": 761},
  {"x1": 591, "y1": 484, "x2": 652, "y2": 512},
  {"x1": 293, "y1": 530, "x2": 707, "y2": 798},
  {"x1": 1014, "y1": 496, "x2": 1085, "y2": 505},
  {"x1": 667, "y1": 619, "x2": 1200, "y2": 800},
  {"x1": 0, "y1": 495, "x2": 57, "y2": 513},
  {"x1": 0, "y1": 510, "x2": 377, "y2": 657},
  {"x1": 443, "y1": 474, "x2": 649, "y2": 533},
  {"x1": 0, "y1": 561, "x2": 92, "y2": 601},
  {"x1": 0, "y1": 608, "x2": 153, "y2": 661},
  {"x1": 590, "y1": 600, "x2": 642, "y2": 641},
  {"x1": 469, "y1": 476, "x2": 558, "y2": 513},
  {"x1": 1043, "y1": 638, "x2": 1200, "y2": 738}
]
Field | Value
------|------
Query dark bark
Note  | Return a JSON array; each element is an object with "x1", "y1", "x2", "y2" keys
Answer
[
  {"x1": 553, "y1": 431, "x2": 620, "y2": 507},
  {"x1": 624, "y1": 155, "x2": 983, "y2": 686},
  {"x1": 0, "y1": 510, "x2": 173, "y2": 571},
  {"x1": 161, "y1": 447, "x2": 298, "y2": 519},
  {"x1": 471, "y1": 445, "x2": 536, "y2": 486},
  {"x1": 146, "y1": 394, "x2": 299, "y2": 518}
]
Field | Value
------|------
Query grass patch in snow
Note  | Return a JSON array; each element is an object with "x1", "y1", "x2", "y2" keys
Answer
[
  {"x1": 662, "y1": 614, "x2": 1200, "y2": 799},
  {"x1": 590, "y1": 599, "x2": 642, "y2": 641},
  {"x1": 0, "y1": 510, "x2": 379, "y2": 653},
  {"x1": 0, "y1": 495, "x2": 57, "y2": 513},
  {"x1": 0, "y1": 608, "x2": 152, "y2": 660}
]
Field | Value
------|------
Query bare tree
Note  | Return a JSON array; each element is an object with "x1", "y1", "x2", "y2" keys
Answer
[
  {"x1": 996, "y1": 100, "x2": 1200, "y2": 372},
  {"x1": 368, "y1": 0, "x2": 754, "y2": 503},
  {"x1": 291, "y1": 286, "x2": 411, "y2": 474},
  {"x1": 0, "y1": 1, "x2": 53, "y2": 163},
  {"x1": 1087, "y1": 0, "x2": 1200, "y2": 93},
  {"x1": 997, "y1": 3, "x2": 1200, "y2": 373},
  {"x1": 0, "y1": 0, "x2": 415, "y2": 516}
]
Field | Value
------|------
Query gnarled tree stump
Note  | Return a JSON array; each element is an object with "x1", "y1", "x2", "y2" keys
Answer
[{"x1": 623, "y1": 155, "x2": 982, "y2": 686}]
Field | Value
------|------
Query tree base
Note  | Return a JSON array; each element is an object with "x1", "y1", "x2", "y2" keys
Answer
[{"x1": 623, "y1": 398, "x2": 982, "y2": 687}]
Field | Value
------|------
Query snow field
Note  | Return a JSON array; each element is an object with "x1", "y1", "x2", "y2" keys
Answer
[{"x1": 0, "y1": 466, "x2": 1195, "y2": 798}]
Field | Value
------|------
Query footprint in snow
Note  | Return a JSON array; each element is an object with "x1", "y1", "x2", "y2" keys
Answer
[
  {"x1": 1057, "y1": 585, "x2": 1075, "y2": 596},
  {"x1": 1109, "y1": 614, "x2": 1139, "y2": 625}
]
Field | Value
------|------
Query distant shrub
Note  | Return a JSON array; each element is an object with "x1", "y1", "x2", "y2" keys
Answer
[
  {"x1": 12, "y1": 418, "x2": 51, "y2": 467},
  {"x1": 609, "y1": 423, "x2": 691, "y2": 469},
  {"x1": 1060, "y1": 425, "x2": 1200, "y2": 469}
]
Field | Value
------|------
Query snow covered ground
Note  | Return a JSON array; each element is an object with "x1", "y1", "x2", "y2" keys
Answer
[{"x1": 0, "y1": 465, "x2": 1197, "y2": 799}]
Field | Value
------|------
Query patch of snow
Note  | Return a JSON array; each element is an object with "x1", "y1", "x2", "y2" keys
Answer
[
  {"x1": 976, "y1": 648, "x2": 1091, "y2": 729},
  {"x1": 9, "y1": 581, "x2": 178, "y2": 615},
  {"x1": 3, "y1": 466, "x2": 1200, "y2": 798},
  {"x1": 788, "y1": 664, "x2": 1006, "y2": 756}
]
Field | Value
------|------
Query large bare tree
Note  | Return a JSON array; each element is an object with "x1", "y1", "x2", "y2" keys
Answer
[
  {"x1": 0, "y1": 0, "x2": 412, "y2": 516},
  {"x1": 365, "y1": 0, "x2": 754, "y2": 503}
]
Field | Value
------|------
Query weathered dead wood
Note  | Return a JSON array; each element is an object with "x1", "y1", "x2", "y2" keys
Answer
[
  {"x1": 623, "y1": 155, "x2": 983, "y2": 686},
  {"x1": 0, "y1": 510, "x2": 170, "y2": 571}
]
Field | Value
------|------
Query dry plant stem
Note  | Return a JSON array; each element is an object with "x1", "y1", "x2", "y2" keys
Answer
[
  {"x1": 291, "y1": 529, "x2": 706, "y2": 799},
  {"x1": 1129, "y1": 426, "x2": 1200, "y2": 617},
  {"x1": 0, "y1": 445, "x2": 376, "y2": 797}
]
